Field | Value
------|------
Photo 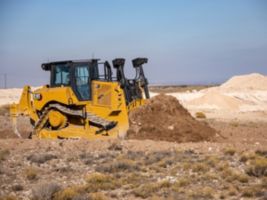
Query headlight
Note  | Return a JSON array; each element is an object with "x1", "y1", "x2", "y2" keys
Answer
[{"x1": 33, "y1": 93, "x2": 42, "y2": 100}]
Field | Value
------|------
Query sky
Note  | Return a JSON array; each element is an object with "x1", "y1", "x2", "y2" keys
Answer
[{"x1": 0, "y1": 0, "x2": 267, "y2": 88}]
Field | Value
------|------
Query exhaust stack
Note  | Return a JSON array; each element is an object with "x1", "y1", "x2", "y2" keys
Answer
[{"x1": 132, "y1": 58, "x2": 150, "y2": 99}]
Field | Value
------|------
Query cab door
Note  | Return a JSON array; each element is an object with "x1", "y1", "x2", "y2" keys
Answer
[{"x1": 73, "y1": 64, "x2": 91, "y2": 101}]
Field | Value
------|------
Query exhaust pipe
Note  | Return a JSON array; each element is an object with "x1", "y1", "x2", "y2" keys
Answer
[
  {"x1": 112, "y1": 58, "x2": 131, "y2": 103},
  {"x1": 132, "y1": 58, "x2": 150, "y2": 99}
]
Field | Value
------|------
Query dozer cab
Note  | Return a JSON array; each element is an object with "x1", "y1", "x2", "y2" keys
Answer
[{"x1": 10, "y1": 58, "x2": 149, "y2": 139}]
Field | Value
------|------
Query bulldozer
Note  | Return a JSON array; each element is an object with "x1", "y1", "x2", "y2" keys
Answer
[{"x1": 10, "y1": 58, "x2": 149, "y2": 139}]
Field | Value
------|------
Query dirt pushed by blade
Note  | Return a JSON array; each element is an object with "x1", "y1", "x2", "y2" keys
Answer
[{"x1": 127, "y1": 94, "x2": 216, "y2": 142}]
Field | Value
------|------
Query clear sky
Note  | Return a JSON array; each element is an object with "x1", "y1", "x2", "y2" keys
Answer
[{"x1": 0, "y1": 0, "x2": 266, "y2": 88}]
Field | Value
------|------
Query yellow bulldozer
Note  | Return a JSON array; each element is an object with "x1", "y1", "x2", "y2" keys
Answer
[{"x1": 10, "y1": 58, "x2": 149, "y2": 139}]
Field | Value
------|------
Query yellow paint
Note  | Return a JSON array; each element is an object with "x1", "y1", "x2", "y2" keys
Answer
[
  {"x1": 11, "y1": 80, "x2": 146, "y2": 140},
  {"x1": 48, "y1": 110, "x2": 67, "y2": 128}
]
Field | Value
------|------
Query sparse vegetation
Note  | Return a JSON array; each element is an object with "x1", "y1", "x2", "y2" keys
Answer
[
  {"x1": 32, "y1": 182, "x2": 61, "y2": 200},
  {"x1": 223, "y1": 148, "x2": 236, "y2": 156},
  {"x1": 172, "y1": 177, "x2": 191, "y2": 190},
  {"x1": 27, "y1": 153, "x2": 57, "y2": 164},
  {"x1": 89, "y1": 193, "x2": 108, "y2": 200},
  {"x1": 97, "y1": 159, "x2": 139, "y2": 173},
  {"x1": 54, "y1": 186, "x2": 87, "y2": 200},
  {"x1": 133, "y1": 181, "x2": 171, "y2": 198},
  {"x1": 0, "y1": 104, "x2": 10, "y2": 116},
  {"x1": 230, "y1": 121, "x2": 239, "y2": 127},
  {"x1": 188, "y1": 186, "x2": 214, "y2": 199},
  {"x1": 85, "y1": 173, "x2": 121, "y2": 192},
  {"x1": 0, "y1": 195, "x2": 18, "y2": 200},
  {"x1": 246, "y1": 157, "x2": 267, "y2": 177},
  {"x1": 24, "y1": 167, "x2": 38, "y2": 180},
  {"x1": 11, "y1": 184, "x2": 23, "y2": 191},
  {"x1": 195, "y1": 112, "x2": 206, "y2": 119},
  {"x1": 0, "y1": 149, "x2": 10, "y2": 162},
  {"x1": 192, "y1": 162, "x2": 209, "y2": 173},
  {"x1": 0, "y1": 135, "x2": 266, "y2": 199}
]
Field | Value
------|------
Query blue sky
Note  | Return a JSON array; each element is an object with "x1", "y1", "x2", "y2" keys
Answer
[{"x1": 0, "y1": 0, "x2": 267, "y2": 87}]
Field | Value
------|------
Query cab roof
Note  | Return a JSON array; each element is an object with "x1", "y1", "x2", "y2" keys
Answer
[{"x1": 41, "y1": 59, "x2": 100, "y2": 71}]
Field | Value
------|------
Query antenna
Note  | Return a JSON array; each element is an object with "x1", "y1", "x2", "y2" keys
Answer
[
  {"x1": 4, "y1": 73, "x2": 7, "y2": 89},
  {"x1": 92, "y1": 52, "x2": 95, "y2": 59}
]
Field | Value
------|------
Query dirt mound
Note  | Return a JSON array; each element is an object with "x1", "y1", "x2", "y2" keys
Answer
[
  {"x1": 127, "y1": 94, "x2": 216, "y2": 142},
  {"x1": 188, "y1": 90, "x2": 243, "y2": 110},
  {"x1": 220, "y1": 73, "x2": 267, "y2": 91}
]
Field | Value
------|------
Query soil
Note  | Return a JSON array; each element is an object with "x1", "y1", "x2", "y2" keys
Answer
[{"x1": 127, "y1": 94, "x2": 216, "y2": 143}]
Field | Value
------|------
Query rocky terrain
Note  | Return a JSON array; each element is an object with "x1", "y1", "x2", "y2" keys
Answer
[{"x1": 0, "y1": 73, "x2": 266, "y2": 200}]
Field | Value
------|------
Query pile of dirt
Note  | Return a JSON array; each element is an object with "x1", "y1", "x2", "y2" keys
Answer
[
  {"x1": 127, "y1": 94, "x2": 216, "y2": 142},
  {"x1": 220, "y1": 73, "x2": 267, "y2": 91},
  {"x1": 188, "y1": 90, "x2": 243, "y2": 110}
]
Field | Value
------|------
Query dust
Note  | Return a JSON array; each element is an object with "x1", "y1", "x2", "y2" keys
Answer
[{"x1": 127, "y1": 94, "x2": 216, "y2": 142}]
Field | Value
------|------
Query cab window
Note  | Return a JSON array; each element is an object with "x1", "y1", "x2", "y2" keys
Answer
[
  {"x1": 74, "y1": 64, "x2": 90, "y2": 100},
  {"x1": 52, "y1": 64, "x2": 70, "y2": 86}
]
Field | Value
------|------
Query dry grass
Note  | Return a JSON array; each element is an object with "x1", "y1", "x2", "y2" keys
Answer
[
  {"x1": 32, "y1": 182, "x2": 61, "y2": 200},
  {"x1": 0, "y1": 104, "x2": 10, "y2": 116},
  {"x1": 188, "y1": 186, "x2": 214, "y2": 199},
  {"x1": 54, "y1": 186, "x2": 87, "y2": 200},
  {"x1": 85, "y1": 173, "x2": 121, "y2": 192},
  {"x1": 97, "y1": 158, "x2": 139, "y2": 173},
  {"x1": 205, "y1": 155, "x2": 220, "y2": 167},
  {"x1": 223, "y1": 148, "x2": 236, "y2": 156},
  {"x1": 195, "y1": 112, "x2": 206, "y2": 119},
  {"x1": 241, "y1": 185, "x2": 263, "y2": 198},
  {"x1": 0, "y1": 149, "x2": 10, "y2": 162},
  {"x1": 172, "y1": 177, "x2": 191, "y2": 190},
  {"x1": 230, "y1": 121, "x2": 239, "y2": 127},
  {"x1": 27, "y1": 153, "x2": 57, "y2": 164},
  {"x1": 0, "y1": 196, "x2": 18, "y2": 200},
  {"x1": 246, "y1": 157, "x2": 267, "y2": 177},
  {"x1": 24, "y1": 167, "x2": 38, "y2": 180},
  {"x1": 192, "y1": 162, "x2": 209, "y2": 173},
  {"x1": 120, "y1": 173, "x2": 148, "y2": 189},
  {"x1": 133, "y1": 181, "x2": 171, "y2": 198},
  {"x1": 89, "y1": 192, "x2": 108, "y2": 200}
]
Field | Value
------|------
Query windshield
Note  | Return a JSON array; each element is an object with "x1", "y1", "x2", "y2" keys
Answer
[
  {"x1": 52, "y1": 64, "x2": 70, "y2": 86},
  {"x1": 74, "y1": 64, "x2": 90, "y2": 100}
]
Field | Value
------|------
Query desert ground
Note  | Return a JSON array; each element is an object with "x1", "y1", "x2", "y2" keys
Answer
[{"x1": 0, "y1": 73, "x2": 266, "y2": 200}]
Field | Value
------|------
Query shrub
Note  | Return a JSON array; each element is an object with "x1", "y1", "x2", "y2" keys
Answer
[
  {"x1": 126, "y1": 151, "x2": 145, "y2": 160},
  {"x1": 85, "y1": 173, "x2": 121, "y2": 192},
  {"x1": 0, "y1": 149, "x2": 10, "y2": 162},
  {"x1": 133, "y1": 181, "x2": 171, "y2": 199},
  {"x1": 53, "y1": 186, "x2": 87, "y2": 200},
  {"x1": 241, "y1": 186, "x2": 263, "y2": 198},
  {"x1": 192, "y1": 163, "x2": 209, "y2": 173},
  {"x1": 25, "y1": 167, "x2": 38, "y2": 180},
  {"x1": 188, "y1": 186, "x2": 214, "y2": 199},
  {"x1": 89, "y1": 193, "x2": 108, "y2": 200},
  {"x1": 0, "y1": 104, "x2": 10, "y2": 116},
  {"x1": 0, "y1": 195, "x2": 17, "y2": 200},
  {"x1": 144, "y1": 151, "x2": 173, "y2": 165},
  {"x1": 195, "y1": 112, "x2": 206, "y2": 119},
  {"x1": 172, "y1": 178, "x2": 190, "y2": 191},
  {"x1": 32, "y1": 182, "x2": 61, "y2": 200},
  {"x1": 27, "y1": 153, "x2": 57, "y2": 164},
  {"x1": 223, "y1": 148, "x2": 236, "y2": 156},
  {"x1": 11, "y1": 184, "x2": 23, "y2": 191},
  {"x1": 230, "y1": 122, "x2": 239, "y2": 127},
  {"x1": 255, "y1": 150, "x2": 267, "y2": 158},
  {"x1": 246, "y1": 157, "x2": 267, "y2": 177},
  {"x1": 107, "y1": 142, "x2": 123, "y2": 151},
  {"x1": 97, "y1": 159, "x2": 139, "y2": 173}
]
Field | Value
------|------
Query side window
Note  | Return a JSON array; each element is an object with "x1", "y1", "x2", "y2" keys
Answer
[
  {"x1": 53, "y1": 65, "x2": 70, "y2": 85},
  {"x1": 75, "y1": 65, "x2": 90, "y2": 100}
]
